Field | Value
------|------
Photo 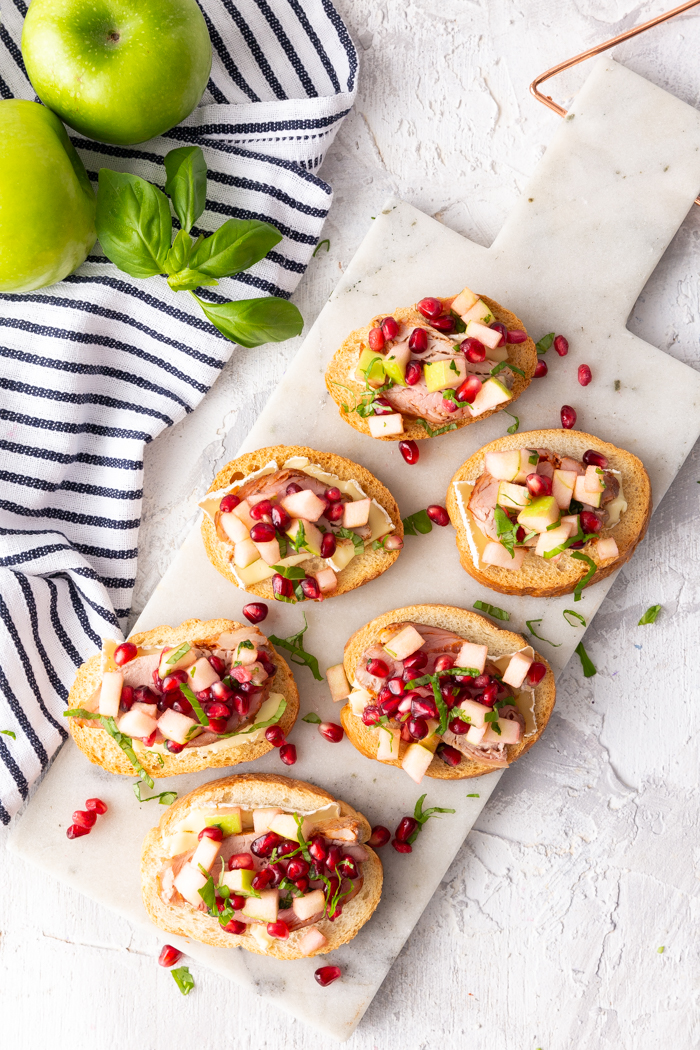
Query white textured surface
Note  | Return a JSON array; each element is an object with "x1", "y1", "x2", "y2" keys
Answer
[{"x1": 4, "y1": 3, "x2": 700, "y2": 1047}]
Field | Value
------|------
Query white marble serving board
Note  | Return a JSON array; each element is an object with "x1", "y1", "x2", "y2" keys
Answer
[{"x1": 10, "y1": 58, "x2": 700, "y2": 1041}]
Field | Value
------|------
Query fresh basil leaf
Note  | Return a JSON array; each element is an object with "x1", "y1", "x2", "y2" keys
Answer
[
  {"x1": 198, "y1": 873, "x2": 217, "y2": 912},
  {"x1": 336, "y1": 526, "x2": 365, "y2": 556},
  {"x1": 171, "y1": 966, "x2": 195, "y2": 996},
  {"x1": 431, "y1": 677, "x2": 450, "y2": 735},
  {"x1": 569, "y1": 499, "x2": 584, "y2": 514},
  {"x1": 527, "y1": 449, "x2": 539, "y2": 465},
  {"x1": 402, "y1": 509, "x2": 432, "y2": 535},
  {"x1": 293, "y1": 812, "x2": 312, "y2": 862},
  {"x1": 96, "y1": 168, "x2": 172, "y2": 278},
  {"x1": 535, "y1": 332, "x2": 555, "y2": 354},
  {"x1": 165, "y1": 229, "x2": 195, "y2": 273},
  {"x1": 491, "y1": 361, "x2": 526, "y2": 378},
  {"x1": 166, "y1": 643, "x2": 191, "y2": 666},
  {"x1": 526, "y1": 618, "x2": 561, "y2": 647},
  {"x1": 0, "y1": 729, "x2": 15, "y2": 739},
  {"x1": 313, "y1": 238, "x2": 330, "y2": 256},
  {"x1": 179, "y1": 682, "x2": 209, "y2": 727},
  {"x1": 575, "y1": 641, "x2": 597, "y2": 677},
  {"x1": 543, "y1": 528, "x2": 597, "y2": 560},
  {"x1": 190, "y1": 218, "x2": 282, "y2": 277},
  {"x1": 451, "y1": 312, "x2": 466, "y2": 333},
  {"x1": 192, "y1": 294, "x2": 303, "y2": 347},
  {"x1": 238, "y1": 639, "x2": 255, "y2": 652},
  {"x1": 414, "y1": 417, "x2": 458, "y2": 438},
  {"x1": 563, "y1": 609, "x2": 587, "y2": 627},
  {"x1": 164, "y1": 145, "x2": 208, "y2": 234},
  {"x1": 638, "y1": 604, "x2": 662, "y2": 625},
  {"x1": 167, "y1": 268, "x2": 219, "y2": 292},
  {"x1": 494, "y1": 505, "x2": 517, "y2": 558},
  {"x1": 570, "y1": 551, "x2": 597, "y2": 601},
  {"x1": 504, "y1": 411, "x2": 519, "y2": 434},
  {"x1": 302, "y1": 712, "x2": 322, "y2": 724},
  {"x1": 473, "y1": 600, "x2": 510, "y2": 621},
  {"x1": 268, "y1": 616, "x2": 322, "y2": 681},
  {"x1": 271, "y1": 564, "x2": 307, "y2": 580},
  {"x1": 276, "y1": 531, "x2": 288, "y2": 558},
  {"x1": 133, "y1": 781, "x2": 177, "y2": 804}
]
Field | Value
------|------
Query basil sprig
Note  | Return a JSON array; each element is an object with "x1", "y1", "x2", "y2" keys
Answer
[
  {"x1": 179, "y1": 683, "x2": 209, "y2": 727},
  {"x1": 271, "y1": 564, "x2": 307, "y2": 580},
  {"x1": 526, "y1": 618, "x2": 561, "y2": 647},
  {"x1": 133, "y1": 781, "x2": 177, "y2": 805},
  {"x1": 402, "y1": 509, "x2": 433, "y2": 535},
  {"x1": 405, "y1": 793, "x2": 456, "y2": 844},
  {"x1": 64, "y1": 708, "x2": 154, "y2": 787},
  {"x1": 96, "y1": 147, "x2": 303, "y2": 347},
  {"x1": 268, "y1": 615, "x2": 322, "y2": 681},
  {"x1": 473, "y1": 600, "x2": 510, "y2": 621},
  {"x1": 575, "y1": 641, "x2": 597, "y2": 677},
  {"x1": 171, "y1": 966, "x2": 195, "y2": 996},
  {"x1": 638, "y1": 604, "x2": 662, "y2": 625}
]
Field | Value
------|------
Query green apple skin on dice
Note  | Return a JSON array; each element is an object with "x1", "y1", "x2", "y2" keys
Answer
[
  {"x1": 0, "y1": 100, "x2": 96, "y2": 292},
  {"x1": 22, "y1": 0, "x2": 212, "y2": 146}
]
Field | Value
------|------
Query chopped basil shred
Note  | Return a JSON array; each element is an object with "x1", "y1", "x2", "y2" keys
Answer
[
  {"x1": 216, "y1": 696, "x2": 287, "y2": 737},
  {"x1": 563, "y1": 609, "x2": 587, "y2": 628},
  {"x1": 144, "y1": 749, "x2": 165, "y2": 767},
  {"x1": 638, "y1": 604, "x2": 662, "y2": 626},
  {"x1": 269, "y1": 615, "x2": 322, "y2": 681},
  {"x1": 494, "y1": 505, "x2": 518, "y2": 558},
  {"x1": 473, "y1": 600, "x2": 510, "y2": 621},
  {"x1": 525, "y1": 619, "x2": 561, "y2": 647},
  {"x1": 491, "y1": 361, "x2": 526, "y2": 378},
  {"x1": 0, "y1": 729, "x2": 15, "y2": 739},
  {"x1": 63, "y1": 708, "x2": 154, "y2": 787},
  {"x1": 504, "y1": 411, "x2": 519, "y2": 434},
  {"x1": 302, "y1": 712, "x2": 322, "y2": 724},
  {"x1": 133, "y1": 781, "x2": 177, "y2": 804},
  {"x1": 466, "y1": 793, "x2": 480, "y2": 797},
  {"x1": 414, "y1": 417, "x2": 458, "y2": 438},
  {"x1": 171, "y1": 967, "x2": 195, "y2": 996},
  {"x1": 179, "y1": 682, "x2": 209, "y2": 727},
  {"x1": 336, "y1": 526, "x2": 365, "y2": 556},
  {"x1": 571, "y1": 551, "x2": 597, "y2": 600},
  {"x1": 406, "y1": 793, "x2": 456, "y2": 844},
  {"x1": 535, "y1": 332, "x2": 555, "y2": 353},
  {"x1": 270, "y1": 563, "x2": 306, "y2": 580},
  {"x1": 313, "y1": 238, "x2": 330, "y2": 256},
  {"x1": 402, "y1": 508, "x2": 433, "y2": 535},
  {"x1": 575, "y1": 641, "x2": 597, "y2": 677},
  {"x1": 166, "y1": 642, "x2": 190, "y2": 666}
]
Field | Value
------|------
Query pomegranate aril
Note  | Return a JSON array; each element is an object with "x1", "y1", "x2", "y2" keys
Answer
[
  {"x1": 403, "y1": 651, "x2": 428, "y2": 672},
  {"x1": 277, "y1": 839, "x2": 298, "y2": 858},
  {"x1": 300, "y1": 577, "x2": 321, "y2": 601},
  {"x1": 460, "y1": 337, "x2": 486, "y2": 363},
  {"x1": 404, "y1": 362, "x2": 422, "y2": 388},
  {"x1": 582, "y1": 449, "x2": 608, "y2": 469},
  {"x1": 249, "y1": 499, "x2": 273, "y2": 521},
  {"x1": 66, "y1": 824, "x2": 90, "y2": 839},
  {"x1": 378, "y1": 683, "x2": 394, "y2": 704},
  {"x1": 114, "y1": 641, "x2": 137, "y2": 666},
  {"x1": 481, "y1": 684, "x2": 498, "y2": 705},
  {"x1": 379, "y1": 696, "x2": 401, "y2": 718},
  {"x1": 527, "y1": 662, "x2": 547, "y2": 686},
  {"x1": 560, "y1": 405, "x2": 577, "y2": 429},
  {"x1": 416, "y1": 296, "x2": 443, "y2": 320},
  {"x1": 534, "y1": 359, "x2": 548, "y2": 378},
  {"x1": 228, "y1": 852, "x2": 255, "y2": 871},
  {"x1": 166, "y1": 739, "x2": 184, "y2": 754},
  {"x1": 474, "y1": 674, "x2": 491, "y2": 688},
  {"x1": 368, "y1": 327, "x2": 385, "y2": 351},
  {"x1": 367, "y1": 657, "x2": 390, "y2": 678},
  {"x1": 578, "y1": 364, "x2": 592, "y2": 386},
  {"x1": 580, "y1": 511, "x2": 602, "y2": 534},
  {"x1": 368, "y1": 825, "x2": 390, "y2": 848},
  {"x1": 286, "y1": 482, "x2": 303, "y2": 495},
  {"x1": 220, "y1": 493, "x2": 243, "y2": 516},
  {"x1": 286, "y1": 858, "x2": 309, "y2": 880},
  {"x1": 411, "y1": 697, "x2": 438, "y2": 720},
  {"x1": 319, "y1": 721, "x2": 344, "y2": 743},
  {"x1": 408, "y1": 717, "x2": 428, "y2": 740},
  {"x1": 266, "y1": 921, "x2": 289, "y2": 940},
  {"x1": 142, "y1": 730, "x2": 157, "y2": 747},
  {"x1": 449, "y1": 717, "x2": 469, "y2": 735},
  {"x1": 489, "y1": 321, "x2": 507, "y2": 346},
  {"x1": 409, "y1": 326, "x2": 429, "y2": 352},
  {"x1": 337, "y1": 856, "x2": 359, "y2": 879},
  {"x1": 526, "y1": 473, "x2": 553, "y2": 497},
  {"x1": 554, "y1": 334, "x2": 569, "y2": 356},
  {"x1": 208, "y1": 716, "x2": 228, "y2": 734},
  {"x1": 319, "y1": 533, "x2": 337, "y2": 560},
  {"x1": 361, "y1": 704, "x2": 381, "y2": 727},
  {"x1": 395, "y1": 816, "x2": 419, "y2": 842},
  {"x1": 172, "y1": 697, "x2": 192, "y2": 716},
  {"x1": 85, "y1": 797, "x2": 107, "y2": 815},
  {"x1": 315, "y1": 965, "x2": 342, "y2": 987},
  {"x1": 387, "y1": 677, "x2": 404, "y2": 696},
  {"x1": 251, "y1": 831, "x2": 282, "y2": 857},
  {"x1": 325, "y1": 845, "x2": 343, "y2": 872},
  {"x1": 162, "y1": 669, "x2": 188, "y2": 693},
  {"x1": 431, "y1": 315, "x2": 454, "y2": 333},
  {"x1": 308, "y1": 835, "x2": 328, "y2": 863},
  {"x1": 507, "y1": 329, "x2": 527, "y2": 343},
  {"x1": 381, "y1": 316, "x2": 399, "y2": 340},
  {"x1": 295, "y1": 877, "x2": 310, "y2": 893},
  {"x1": 223, "y1": 920, "x2": 246, "y2": 935},
  {"x1": 250, "y1": 522, "x2": 275, "y2": 544},
  {"x1": 119, "y1": 685, "x2": 134, "y2": 711},
  {"x1": 392, "y1": 839, "x2": 412, "y2": 854},
  {"x1": 325, "y1": 501, "x2": 345, "y2": 522},
  {"x1": 210, "y1": 680, "x2": 233, "y2": 702},
  {"x1": 272, "y1": 574, "x2": 294, "y2": 600},
  {"x1": 279, "y1": 743, "x2": 297, "y2": 765},
  {"x1": 209, "y1": 655, "x2": 226, "y2": 676},
  {"x1": 158, "y1": 944, "x2": 182, "y2": 967},
  {"x1": 426, "y1": 505, "x2": 449, "y2": 527},
  {"x1": 134, "y1": 685, "x2": 156, "y2": 704},
  {"x1": 267, "y1": 862, "x2": 286, "y2": 887},
  {"x1": 152, "y1": 670, "x2": 163, "y2": 692},
  {"x1": 206, "y1": 701, "x2": 230, "y2": 720},
  {"x1": 398, "y1": 439, "x2": 420, "y2": 466},
  {"x1": 72, "y1": 809, "x2": 96, "y2": 829},
  {"x1": 437, "y1": 742, "x2": 462, "y2": 767},
  {"x1": 265, "y1": 725, "x2": 285, "y2": 747},
  {"x1": 198, "y1": 825, "x2": 224, "y2": 842},
  {"x1": 455, "y1": 375, "x2": 483, "y2": 403},
  {"x1": 252, "y1": 869, "x2": 274, "y2": 891},
  {"x1": 372, "y1": 396, "x2": 395, "y2": 416},
  {"x1": 434, "y1": 654, "x2": 454, "y2": 672}
]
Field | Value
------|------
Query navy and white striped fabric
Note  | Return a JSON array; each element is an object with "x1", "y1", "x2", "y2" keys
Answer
[{"x1": 0, "y1": 0, "x2": 358, "y2": 822}]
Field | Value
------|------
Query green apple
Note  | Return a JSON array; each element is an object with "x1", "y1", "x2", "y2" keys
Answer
[
  {"x1": 22, "y1": 0, "x2": 212, "y2": 146},
  {"x1": 0, "y1": 100, "x2": 96, "y2": 292}
]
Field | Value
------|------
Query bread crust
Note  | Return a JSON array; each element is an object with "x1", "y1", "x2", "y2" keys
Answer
[
  {"x1": 324, "y1": 294, "x2": 537, "y2": 441},
  {"x1": 340, "y1": 604, "x2": 555, "y2": 779},
  {"x1": 140, "y1": 772, "x2": 383, "y2": 958},
  {"x1": 200, "y1": 444, "x2": 403, "y2": 599},
  {"x1": 446, "y1": 429, "x2": 652, "y2": 597},
  {"x1": 67, "y1": 619, "x2": 299, "y2": 779}
]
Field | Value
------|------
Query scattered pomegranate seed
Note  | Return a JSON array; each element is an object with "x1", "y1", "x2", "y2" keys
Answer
[
  {"x1": 580, "y1": 511, "x2": 602, "y2": 534},
  {"x1": 397, "y1": 439, "x2": 419, "y2": 467},
  {"x1": 66, "y1": 824, "x2": 90, "y2": 839},
  {"x1": 404, "y1": 651, "x2": 428, "y2": 672},
  {"x1": 489, "y1": 321, "x2": 507, "y2": 346},
  {"x1": 85, "y1": 798, "x2": 107, "y2": 814},
  {"x1": 526, "y1": 473, "x2": 553, "y2": 497},
  {"x1": 474, "y1": 674, "x2": 491, "y2": 688},
  {"x1": 408, "y1": 327, "x2": 429, "y2": 353},
  {"x1": 223, "y1": 919, "x2": 246, "y2": 935},
  {"x1": 325, "y1": 501, "x2": 345, "y2": 522},
  {"x1": 436, "y1": 743, "x2": 462, "y2": 766},
  {"x1": 534, "y1": 359, "x2": 548, "y2": 378},
  {"x1": 72, "y1": 809, "x2": 96, "y2": 829},
  {"x1": 395, "y1": 816, "x2": 419, "y2": 842},
  {"x1": 386, "y1": 677, "x2": 403, "y2": 696},
  {"x1": 272, "y1": 574, "x2": 294, "y2": 600},
  {"x1": 279, "y1": 743, "x2": 297, "y2": 765},
  {"x1": 158, "y1": 944, "x2": 182, "y2": 967},
  {"x1": 220, "y1": 493, "x2": 241, "y2": 513},
  {"x1": 300, "y1": 577, "x2": 321, "y2": 601},
  {"x1": 114, "y1": 641, "x2": 137, "y2": 666},
  {"x1": 119, "y1": 685, "x2": 134, "y2": 711},
  {"x1": 435, "y1": 654, "x2": 454, "y2": 672},
  {"x1": 411, "y1": 697, "x2": 438, "y2": 720},
  {"x1": 507, "y1": 329, "x2": 527, "y2": 343},
  {"x1": 315, "y1": 965, "x2": 342, "y2": 987},
  {"x1": 367, "y1": 657, "x2": 390, "y2": 678},
  {"x1": 560, "y1": 405, "x2": 577, "y2": 429},
  {"x1": 308, "y1": 836, "x2": 328, "y2": 863},
  {"x1": 554, "y1": 335, "x2": 569, "y2": 356},
  {"x1": 270, "y1": 505, "x2": 291, "y2": 532},
  {"x1": 582, "y1": 449, "x2": 608, "y2": 468},
  {"x1": 266, "y1": 862, "x2": 286, "y2": 887},
  {"x1": 162, "y1": 669, "x2": 188, "y2": 693},
  {"x1": 286, "y1": 482, "x2": 303, "y2": 495},
  {"x1": 250, "y1": 522, "x2": 275, "y2": 544},
  {"x1": 286, "y1": 858, "x2": 310, "y2": 880},
  {"x1": 381, "y1": 316, "x2": 399, "y2": 340},
  {"x1": 368, "y1": 825, "x2": 391, "y2": 848},
  {"x1": 416, "y1": 297, "x2": 443, "y2": 320},
  {"x1": 249, "y1": 499, "x2": 272, "y2": 521},
  {"x1": 320, "y1": 533, "x2": 337, "y2": 560},
  {"x1": 228, "y1": 853, "x2": 255, "y2": 871},
  {"x1": 426, "y1": 505, "x2": 449, "y2": 527},
  {"x1": 251, "y1": 869, "x2": 274, "y2": 891},
  {"x1": 368, "y1": 327, "x2": 385, "y2": 351},
  {"x1": 448, "y1": 717, "x2": 469, "y2": 735},
  {"x1": 407, "y1": 717, "x2": 428, "y2": 740},
  {"x1": 379, "y1": 696, "x2": 401, "y2": 718},
  {"x1": 482, "y1": 684, "x2": 498, "y2": 705},
  {"x1": 210, "y1": 680, "x2": 233, "y2": 702},
  {"x1": 251, "y1": 831, "x2": 282, "y2": 857},
  {"x1": 578, "y1": 364, "x2": 592, "y2": 386},
  {"x1": 321, "y1": 488, "x2": 339, "y2": 504},
  {"x1": 404, "y1": 361, "x2": 422, "y2": 387},
  {"x1": 527, "y1": 662, "x2": 547, "y2": 686},
  {"x1": 166, "y1": 739, "x2": 184, "y2": 753},
  {"x1": 361, "y1": 704, "x2": 381, "y2": 726},
  {"x1": 199, "y1": 825, "x2": 224, "y2": 842},
  {"x1": 456, "y1": 375, "x2": 483, "y2": 403},
  {"x1": 209, "y1": 655, "x2": 226, "y2": 676},
  {"x1": 318, "y1": 721, "x2": 344, "y2": 743},
  {"x1": 392, "y1": 840, "x2": 412, "y2": 854},
  {"x1": 431, "y1": 316, "x2": 454, "y2": 333},
  {"x1": 461, "y1": 337, "x2": 486, "y2": 363},
  {"x1": 142, "y1": 730, "x2": 157, "y2": 746},
  {"x1": 172, "y1": 695, "x2": 192, "y2": 716},
  {"x1": 208, "y1": 716, "x2": 227, "y2": 734}
]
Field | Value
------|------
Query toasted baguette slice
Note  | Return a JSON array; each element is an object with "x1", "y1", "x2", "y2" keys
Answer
[
  {"x1": 339, "y1": 604, "x2": 555, "y2": 780},
  {"x1": 67, "y1": 619, "x2": 299, "y2": 778},
  {"x1": 325, "y1": 295, "x2": 536, "y2": 441},
  {"x1": 201, "y1": 444, "x2": 403, "y2": 599},
  {"x1": 141, "y1": 773, "x2": 383, "y2": 958},
  {"x1": 446, "y1": 429, "x2": 652, "y2": 598}
]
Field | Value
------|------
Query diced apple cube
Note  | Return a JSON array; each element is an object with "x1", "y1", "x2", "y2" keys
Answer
[
  {"x1": 552, "y1": 469, "x2": 577, "y2": 510},
  {"x1": 574, "y1": 475, "x2": 602, "y2": 507},
  {"x1": 458, "y1": 698, "x2": 488, "y2": 728},
  {"x1": 158, "y1": 644, "x2": 197, "y2": 678},
  {"x1": 191, "y1": 834, "x2": 221, "y2": 873},
  {"x1": 342, "y1": 498, "x2": 371, "y2": 529},
  {"x1": 166, "y1": 830, "x2": 199, "y2": 858},
  {"x1": 221, "y1": 868, "x2": 255, "y2": 895},
  {"x1": 401, "y1": 743, "x2": 434, "y2": 784},
  {"x1": 132, "y1": 700, "x2": 157, "y2": 719},
  {"x1": 517, "y1": 495, "x2": 559, "y2": 533},
  {"x1": 234, "y1": 538, "x2": 260, "y2": 568},
  {"x1": 451, "y1": 286, "x2": 478, "y2": 315},
  {"x1": 297, "y1": 927, "x2": 328, "y2": 956},
  {"x1": 188, "y1": 657, "x2": 220, "y2": 693},
  {"x1": 596, "y1": 536, "x2": 619, "y2": 561},
  {"x1": 465, "y1": 319, "x2": 502, "y2": 349},
  {"x1": 368, "y1": 413, "x2": 404, "y2": 438},
  {"x1": 281, "y1": 488, "x2": 327, "y2": 523},
  {"x1": 204, "y1": 808, "x2": 242, "y2": 836},
  {"x1": 470, "y1": 377, "x2": 513, "y2": 415},
  {"x1": 584, "y1": 465, "x2": 605, "y2": 493},
  {"x1": 326, "y1": 663, "x2": 351, "y2": 703},
  {"x1": 456, "y1": 641, "x2": 488, "y2": 674},
  {"x1": 497, "y1": 481, "x2": 530, "y2": 509},
  {"x1": 485, "y1": 343, "x2": 510, "y2": 364},
  {"x1": 235, "y1": 644, "x2": 259, "y2": 666},
  {"x1": 561, "y1": 514, "x2": 579, "y2": 538},
  {"x1": 250, "y1": 923, "x2": 275, "y2": 951},
  {"x1": 485, "y1": 449, "x2": 524, "y2": 482},
  {"x1": 253, "y1": 807, "x2": 283, "y2": 834},
  {"x1": 460, "y1": 298, "x2": 493, "y2": 325},
  {"x1": 502, "y1": 651, "x2": 534, "y2": 689},
  {"x1": 314, "y1": 567, "x2": 338, "y2": 593},
  {"x1": 535, "y1": 524, "x2": 570, "y2": 559},
  {"x1": 242, "y1": 888, "x2": 279, "y2": 923},
  {"x1": 327, "y1": 538, "x2": 355, "y2": 572},
  {"x1": 232, "y1": 498, "x2": 256, "y2": 529},
  {"x1": 465, "y1": 724, "x2": 486, "y2": 744},
  {"x1": 220, "y1": 511, "x2": 250, "y2": 543},
  {"x1": 99, "y1": 670, "x2": 123, "y2": 718},
  {"x1": 253, "y1": 537, "x2": 281, "y2": 566},
  {"x1": 348, "y1": 688, "x2": 372, "y2": 715},
  {"x1": 292, "y1": 890, "x2": 325, "y2": 921},
  {"x1": 483, "y1": 719, "x2": 522, "y2": 745},
  {"x1": 174, "y1": 862, "x2": 209, "y2": 907},
  {"x1": 383, "y1": 624, "x2": 425, "y2": 660},
  {"x1": 116, "y1": 708, "x2": 157, "y2": 739},
  {"x1": 286, "y1": 517, "x2": 323, "y2": 556},
  {"x1": 421, "y1": 718, "x2": 441, "y2": 753},
  {"x1": 376, "y1": 725, "x2": 400, "y2": 761},
  {"x1": 482, "y1": 542, "x2": 526, "y2": 570},
  {"x1": 268, "y1": 813, "x2": 313, "y2": 842}
]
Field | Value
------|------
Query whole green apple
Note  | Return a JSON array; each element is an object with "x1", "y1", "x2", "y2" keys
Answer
[
  {"x1": 0, "y1": 99, "x2": 96, "y2": 293},
  {"x1": 22, "y1": 0, "x2": 212, "y2": 146}
]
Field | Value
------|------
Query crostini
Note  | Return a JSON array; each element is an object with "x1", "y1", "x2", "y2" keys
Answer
[
  {"x1": 325, "y1": 287, "x2": 536, "y2": 441},
  {"x1": 446, "y1": 429, "x2": 651, "y2": 598},
  {"x1": 141, "y1": 773, "x2": 383, "y2": 958},
  {"x1": 65, "y1": 619, "x2": 299, "y2": 779},
  {"x1": 200, "y1": 445, "x2": 403, "y2": 601},
  {"x1": 338, "y1": 605, "x2": 555, "y2": 783}
]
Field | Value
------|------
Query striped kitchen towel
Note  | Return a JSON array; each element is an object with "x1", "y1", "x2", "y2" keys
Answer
[{"x1": 0, "y1": 0, "x2": 358, "y2": 821}]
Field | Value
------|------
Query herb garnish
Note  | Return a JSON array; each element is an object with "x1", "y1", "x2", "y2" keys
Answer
[
  {"x1": 404, "y1": 667, "x2": 479, "y2": 735},
  {"x1": 302, "y1": 712, "x2": 322, "y2": 724},
  {"x1": 638, "y1": 605, "x2": 662, "y2": 625},
  {"x1": 133, "y1": 781, "x2": 177, "y2": 804},
  {"x1": 269, "y1": 615, "x2": 322, "y2": 680},
  {"x1": 490, "y1": 361, "x2": 526, "y2": 378},
  {"x1": 179, "y1": 683, "x2": 209, "y2": 727},
  {"x1": 404, "y1": 794, "x2": 456, "y2": 843},
  {"x1": 171, "y1": 966, "x2": 195, "y2": 996},
  {"x1": 571, "y1": 551, "x2": 597, "y2": 601},
  {"x1": 414, "y1": 418, "x2": 458, "y2": 438},
  {"x1": 0, "y1": 729, "x2": 15, "y2": 739},
  {"x1": 237, "y1": 639, "x2": 255, "y2": 653},
  {"x1": 466, "y1": 793, "x2": 480, "y2": 798},
  {"x1": 402, "y1": 509, "x2": 433, "y2": 535},
  {"x1": 535, "y1": 332, "x2": 555, "y2": 354},
  {"x1": 336, "y1": 526, "x2": 365, "y2": 556},
  {"x1": 270, "y1": 564, "x2": 306, "y2": 580},
  {"x1": 563, "y1": 609, "x2": 587, "y2": 628},
  {"x1": 63, "y1": 708, "x2": 154, "y2": 787},
  {"x1": 166, "y1": 642, "x2": 191, "y2": 666},
  {"x1": 313, "y1": 239, "x2": 331, "y2": 256},
  {"x1": 542, "y1": 522, "x2": 598, "y2": 561},
  {"x1": 473, "y1": 600, "x2": 510, "y2": 621},
  {"x1": 575, "y1": 641, "x2": 597, "y2": 677},
  {"x1": 451, "y1": 312, "x2": 466, "y2": 333},
  {"x1": 504, "y1": 411, "x2": 519, "y2": 434},
  {"x1": 494, "y1": 505, "x2": 518, "y2": 558},
  {"x1": 525, "y1": 619, "x2": 561, "y2": 647},
  {"x1": 215, "y1": 696, "x2": 287, "y2": 738}
]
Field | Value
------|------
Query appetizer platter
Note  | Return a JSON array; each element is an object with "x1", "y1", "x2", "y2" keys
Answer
[{"x1": 10, "y1": 57, "x2": 700, "y2": 1040}]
